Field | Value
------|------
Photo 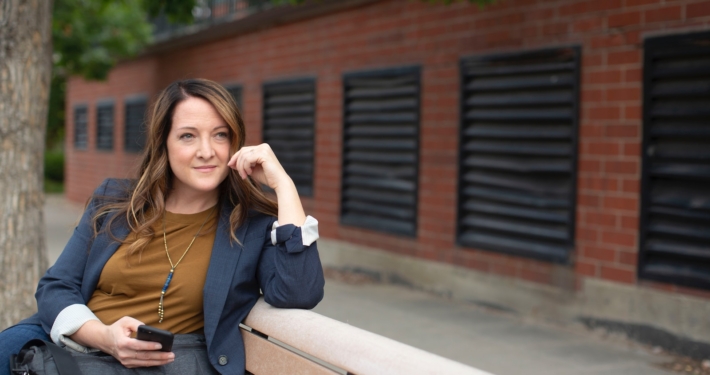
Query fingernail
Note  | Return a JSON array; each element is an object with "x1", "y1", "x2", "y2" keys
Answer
[{"x1": 155, "y1": 344, "x2": 162, "y2": 350}]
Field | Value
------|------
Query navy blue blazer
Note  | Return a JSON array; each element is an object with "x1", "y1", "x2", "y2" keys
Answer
[{"x1": 21, "y1": 178, "x2": 325, "y2": 374}]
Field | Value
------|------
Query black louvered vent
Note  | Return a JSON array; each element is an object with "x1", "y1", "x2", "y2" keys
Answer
[
  {"x1": 639, "y1": 32, "x2": 710, "y2": 290},
  {"x1": 74, "y1": 105, "x2": 88, "y2": 150},
  {"x1": 96, "y1": 101, "x2": 114, "y2": 151},
  {"x1": 225, "y1": 85, "x2": 243, "y2": 112},
  {"x1": 124, "y1": 98, "x2": 147, "y2": 152},
  {"x1": 341, "y1": 67, "x2": 420, "y2": 237},
  {"x1": 458, "y1": 48, "x2": 581, "y2": 263},
  {"x1": 262, "y1": 79, "x2": 315, "y2": 196}
]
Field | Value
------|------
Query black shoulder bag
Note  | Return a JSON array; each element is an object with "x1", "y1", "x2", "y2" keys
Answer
[{"x1": 9, "y1": 339, "x2": 83, "y2": 375}]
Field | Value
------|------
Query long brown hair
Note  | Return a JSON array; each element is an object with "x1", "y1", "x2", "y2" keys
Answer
[{"x1": 92, "y1": 78, "x2": 278, "y2": 255}]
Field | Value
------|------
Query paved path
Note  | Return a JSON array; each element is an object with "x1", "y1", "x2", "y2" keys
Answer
[
  {"x1": 314, "y1": 280, "x2": 671, "y2": 375},
  {"x1": 44, "y1": 194, "x2": 673, "y2": 375},
  {"x1": 45, "y1": 194, "x2": 84, "y2": 264}
]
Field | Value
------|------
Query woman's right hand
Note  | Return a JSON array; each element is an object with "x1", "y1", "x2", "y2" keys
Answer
[{"x1": 72, "y1": 317, "x2": 175, "y2": 368}]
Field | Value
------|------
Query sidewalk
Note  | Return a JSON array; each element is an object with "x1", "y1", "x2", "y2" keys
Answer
[{"x1": 44, "y1": 194, "x2": 674, "y2": 375}]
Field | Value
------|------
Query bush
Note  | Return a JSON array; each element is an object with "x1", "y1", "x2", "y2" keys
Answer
[{"x1": 44, "y1": 151, "x2": 64, "y2": 182}]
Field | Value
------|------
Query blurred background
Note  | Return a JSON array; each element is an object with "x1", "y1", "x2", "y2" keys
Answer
[{"x1": 42, "y1": 0, "x2": 710, "y2": 373}]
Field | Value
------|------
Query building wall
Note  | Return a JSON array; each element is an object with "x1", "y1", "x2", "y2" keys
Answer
[
  {"x1": 65, "y1": 0, "x2": 710, "y2": 299},
  {"x1": 66, "y1": 58, "x2": 160, "y2": 202}
]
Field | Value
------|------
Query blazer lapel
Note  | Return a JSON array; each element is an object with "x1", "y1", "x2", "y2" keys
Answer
[
  {"x1": 82, "y1": 213, "x2": 131, "y2": 301},
  {"x1": 203, "y1": 200, "x2": 248, "y2": 345}
]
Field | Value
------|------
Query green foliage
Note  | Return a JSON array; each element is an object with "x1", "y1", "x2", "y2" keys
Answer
[
  {"x1": 44, "y1": 178, "x2": 65, "y2": 193},
  {"x1": 44, "y1": 150, "x2": 65, "y2": 182},
  {"x1": 52, "y1": 0, "x2": 153, "y2": 80},
  {"x1": 46, "y1": 74, "x2": 66, "y2": 148}
]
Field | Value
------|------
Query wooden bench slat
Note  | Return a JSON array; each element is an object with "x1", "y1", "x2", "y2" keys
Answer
[
  {"x1": 242, "y1": 328, "x2": 340, "y2": 375},
  {"x1": 244, "y1": 298, "x2": 492, "y2": 375}
]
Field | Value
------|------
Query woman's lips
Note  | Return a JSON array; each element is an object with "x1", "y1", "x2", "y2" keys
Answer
[{"x1": 194, "y1": 165, "x2": 217, "y2": 172}]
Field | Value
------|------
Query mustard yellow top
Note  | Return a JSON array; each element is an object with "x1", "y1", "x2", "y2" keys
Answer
[{"x1": 87, "y1": 206, "x2": 218, "y2": 334}]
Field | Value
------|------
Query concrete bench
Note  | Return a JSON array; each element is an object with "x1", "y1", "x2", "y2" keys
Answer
[{"x1": 241, "y1": 298, "x2": 493, "y2": 375}]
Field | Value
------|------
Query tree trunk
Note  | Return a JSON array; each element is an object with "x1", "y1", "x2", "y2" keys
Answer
[{"x1": 0, "y1": 0, "x2": 53, "y2": 329}]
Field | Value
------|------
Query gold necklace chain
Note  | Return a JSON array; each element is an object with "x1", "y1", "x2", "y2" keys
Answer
[{"x1": 158, "y1": 205, "x2": 217, "y2": 323}]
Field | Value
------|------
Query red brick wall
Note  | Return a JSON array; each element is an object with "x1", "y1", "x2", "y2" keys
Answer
[
  {"x1": 65, "y1": 58, "x2": 160, "y2": 202},
  {"x1": 65, "y1": 0, "x2": 710, "y2": 295}
]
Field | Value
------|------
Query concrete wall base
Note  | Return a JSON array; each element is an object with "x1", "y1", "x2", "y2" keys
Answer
[{"x1": 318, "y1": 239, "x2": 710, "y2": 358}]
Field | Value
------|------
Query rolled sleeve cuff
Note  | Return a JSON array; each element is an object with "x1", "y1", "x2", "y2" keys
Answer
[
  {"x1": 50, "y1": 304, "x2": 100, "y2": 353},
  {"x1": 270, "y1": 215, "x2": 319, "y2": 248}
]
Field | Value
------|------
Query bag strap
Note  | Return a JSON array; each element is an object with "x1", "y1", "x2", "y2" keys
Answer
[
  {"x1": 20, "y1": 339, "x2": 83, "y2": 375},
  {"x1": 9, "y1": 353, "x2": 19, "y2": 374}
]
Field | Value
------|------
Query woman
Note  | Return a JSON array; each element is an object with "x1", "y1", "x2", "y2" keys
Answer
[{"x1": 0, "y1": 78, "x2": 325, "y2": 374}]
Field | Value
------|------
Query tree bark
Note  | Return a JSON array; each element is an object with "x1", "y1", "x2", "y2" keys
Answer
[{"x1": 0, "y1": 0, "x2": 53, "y2": 329}]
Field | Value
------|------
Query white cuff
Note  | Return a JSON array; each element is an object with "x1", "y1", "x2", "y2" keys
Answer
[
  {"x1": 271, "y1": 215, "x2": 319, "y2": 246},
  {"x1": 50, "y1": 304, "x2": 101, "y2": 353}
]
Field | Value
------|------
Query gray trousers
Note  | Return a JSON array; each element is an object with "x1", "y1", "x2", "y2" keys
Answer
[{"x1": 70, "y1": 334, "x2": 220, "y2": 374}]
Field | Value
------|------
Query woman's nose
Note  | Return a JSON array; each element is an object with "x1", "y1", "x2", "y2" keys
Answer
[{"x1": 197, "y1": 138, "x2": 214, "y2": 158}]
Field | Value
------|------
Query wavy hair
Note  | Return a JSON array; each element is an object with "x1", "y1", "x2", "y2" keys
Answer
[{"x1": 92, "y1": 78, "x2": 278, "y2": 256}]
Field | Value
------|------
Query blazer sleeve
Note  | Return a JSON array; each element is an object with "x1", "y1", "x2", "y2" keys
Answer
[
  {"x1": 256, "y1": 217, "x2": 325, "y2": 309},
  {"x1": 34, "y1": 179, "x2": 112, "y2": 332}
]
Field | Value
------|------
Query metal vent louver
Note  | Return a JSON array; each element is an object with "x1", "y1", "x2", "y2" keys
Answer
[
  {"x1": 639, "y1": 32, "x2": 710, "y2": 289},
  {"x1": 225, "y1": 85, "x2": 243, "y2": 112},
  {"x1": 457, "y1": 48, "x2": 581, "y2": 263},
  {"x1": 124, "y1": 98, "x2": 147, "y2": 152},
  {"x1": 96, "y1": 101, "x2": 114, "y2": 151},
  {"x1": 341, "y1": 67, "x2": 420, "y2": 237},
  {"x1": 74, "y1": 105, "x2": 88, "y2": 150},
  {"x1": 263, "y1": 79, "x2": 315, "y2": 196}
]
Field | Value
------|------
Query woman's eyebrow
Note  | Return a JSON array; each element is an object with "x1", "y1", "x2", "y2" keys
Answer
[{"x1": 173, "y1": 125, "x2": 228, "y2": 131}]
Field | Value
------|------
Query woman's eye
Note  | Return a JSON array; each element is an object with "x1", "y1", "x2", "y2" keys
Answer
[
  {"x1": 179, "y1": 133, "x2": 194, "y2": 140},
  {"x1": 216, "y1": 132, "x2": 229, "y2": 139}
]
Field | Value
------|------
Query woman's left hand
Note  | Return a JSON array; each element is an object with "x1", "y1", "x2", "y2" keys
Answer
[{"x1": 228, "y1": 143, "x2": 291, "y2": 191}]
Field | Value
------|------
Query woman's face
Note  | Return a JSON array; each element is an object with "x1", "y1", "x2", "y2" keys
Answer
[{"x1": 167, "y1": 96, "x2": 232, "y2": 198}]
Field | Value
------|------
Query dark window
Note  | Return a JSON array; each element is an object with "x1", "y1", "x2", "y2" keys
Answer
[
  {"x1": 341, "y1": 67, "x2": 420, "y2": 237},
  {"x1": 96, "y1": 101, "x2": 114, "y2": 151},
  {"x1": 74, "y1": 105, "x2": 88, "y2": 150},
  {"x1": 639, "y1": 32, "x2": 710, "y2": 290},
  {"x1": 225, "y1": 85, "x2": 243, "y2": 112},
  {"x1": 262, "y1": 79, "x2": 315, "y2": 196},
  {"x1": 457, "y1": 47, "x2": 581, "y2": 263},
  {"x1": 124, "y1": 97, "x2": 147, "y2": 153}
]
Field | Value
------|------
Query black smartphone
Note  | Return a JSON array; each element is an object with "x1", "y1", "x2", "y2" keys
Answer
[{"x1": 136, "y1": 325, "x2": 174, "y2": 352}]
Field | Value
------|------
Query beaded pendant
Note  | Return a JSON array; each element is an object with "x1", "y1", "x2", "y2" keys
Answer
[{"x1": 158, "y1": 268, "x2": 176, "y2": 323}]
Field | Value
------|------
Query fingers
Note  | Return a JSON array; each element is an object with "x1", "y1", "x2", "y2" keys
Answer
[
  {"x1": 228, "y1": 145, "x2": 267, "y2": 180},
  {"x1": 114, "y1": 316, "x2": 143, "y2": 335},
  {"x1": 228, "y1": 144, "x2": 289, "y2": 188},
  {"x1": 109, "y1": 317, "x2": 174, "y2": 368},
  {"x1": 117, "y1": 348, "x2": 174, "y2": 368},
  {"x1": 227, "y1": 144, "x2": 262, "y2": 179}
]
